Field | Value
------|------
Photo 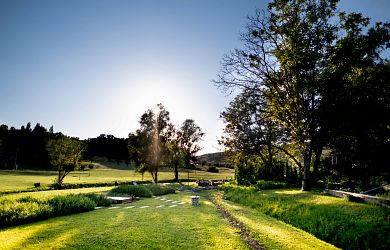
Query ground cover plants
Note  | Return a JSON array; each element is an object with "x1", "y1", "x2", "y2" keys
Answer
[{"x1": 222, "y1": 184, "x2": 390, "y2": 250}]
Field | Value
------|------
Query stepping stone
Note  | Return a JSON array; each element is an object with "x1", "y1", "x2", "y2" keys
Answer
[
  {"x1": 108, "y1": 206, "x2": 119, "y2": 209},
  {"x1": 178, "y1": 202, "x2": 185, "y2": 205},
  {"x1": 125, "y1": 206, "x2": 135, "y2": 209},
  {"x1": 154, "y1": 197, "x2": 160, "y2": 199},
  {"x1": 140, "y1": 205, "x2": 150, "y2": 208},
  {"x1": 160, "y1": 198, "x2": 166, "y2": 201},
  {"x1": 156, "y1": 205, "x2": 165, "y2": 208},
  {"x1": 169, "y1": 205, "x2": 178, "y2": 208},
  {"x1": 171, "y1": 201, "x2": 179, "y2": 203},
  {"x1": 94, "y1": 207, "x2": 103, "y2": 209},
  {"x1": 165, "y1": 200, "x2": 173, "y2": 202}
]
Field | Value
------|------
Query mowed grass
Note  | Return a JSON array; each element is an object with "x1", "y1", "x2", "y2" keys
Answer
[
  {"x1": 0, "y1": 167, "x2": 234, "y2": 192},
  {"x1": 0, "y1": 191, "x2": 249, "y2": 250}
]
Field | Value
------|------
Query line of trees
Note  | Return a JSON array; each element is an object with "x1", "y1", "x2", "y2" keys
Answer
[
  {"x1": 215, "y1": 0, "x2": 390, "y2": 190},
  {"x1": 0, "y1": 104, "x2": 205, "y2": 186}
]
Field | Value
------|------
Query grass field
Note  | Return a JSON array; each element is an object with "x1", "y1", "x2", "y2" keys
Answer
[
  {"x1": 0, "y1": 167, "x2": 234, "y2": 192},
  {"x1": 0, "y1": 191, "x2": 249, "y2": 249}
]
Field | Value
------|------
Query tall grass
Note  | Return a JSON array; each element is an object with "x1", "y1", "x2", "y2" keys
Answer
[{"x1": 222, "y1": 184, "x2": 390, "y2": 250}]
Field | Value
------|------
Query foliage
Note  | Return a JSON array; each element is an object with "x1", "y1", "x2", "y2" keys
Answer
[
  {"x1": 0, "y1": 197, "x2": 53, "y2": 228},
  {"x1": 47, "y1": 194, "x2": 95, "y2": 216},
  {"x1": 129, "y1": 104, "x2": 173, "y2": 183},
  {"x1": 222, "y1": 185, "x2": 390, "y2": 250},
  {"x1": 109, "y1": 185, "x2": 153, "y2": 198},
  {"x1": 146, "y1": 185, "x2": 175, "y2": 196},
  {"x1": 215, "y1": 0, "x2": 390, "y2": 190},
  {"x1": 0, "y1": 193, "x2": 107, "y2": 228},
  {"x1": 230, "y1": 152, "x2": 298, "y2": 185},
  {"x1": 84, "y1": 134, "x2": 129, "y2": 162},
  {"x1": 82, "y1": 193, "x2": 112, "y2": 207},
  {"x1": 254, "y1": 180, "x2": 298, "y2": 190},
  {"x1": 207, "y1": 166, "x2": 219, "y2": 173},
  {"x1": 46, "y1": 136, "x2": 84, "y2": 187}
]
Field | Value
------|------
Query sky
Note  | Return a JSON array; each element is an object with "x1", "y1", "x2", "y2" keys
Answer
[{"x1": 1, "y1": 0, "x2": 389, "y2": 154}]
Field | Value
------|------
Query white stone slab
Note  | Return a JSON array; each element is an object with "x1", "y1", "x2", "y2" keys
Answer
[
  {"x1": 125, "y1": 206, "x2": 135, "y2": 209},
  {"x1": 94, "y1": 206, "x2": 103, "y2": 209},
  {"x1": 178, "y1": 202, "x2": 185, "y2": 205},
  {"x1": 171, "y1": 201, "x2": 179, "y2": 203},
  {"x1": 156, "y1": 205, "x2": 165, "y2": 208},
  {"x1": 165, "y1": 199, "x2": 173, "y2": 202},
  {"x1": 108, "y1": 206, "x2": 119, "y2": 209},
  {"x1": 140, "y1": 205, "x2": 150, "y2": 208},
  {"x1": 169, "y1": 205, "x2": 178, "y2": 208}
]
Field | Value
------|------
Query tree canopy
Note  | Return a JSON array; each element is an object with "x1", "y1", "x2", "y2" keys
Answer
[{"x1": 216, "y1": 0, "x2": 390, "y2": 190}]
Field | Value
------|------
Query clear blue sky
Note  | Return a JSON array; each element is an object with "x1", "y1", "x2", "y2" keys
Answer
[{"x1": 1, "y1": 0, "x2": 389, "y2": 154}]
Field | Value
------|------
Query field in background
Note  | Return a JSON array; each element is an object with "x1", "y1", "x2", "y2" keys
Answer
[{"x1": 0, "y1": 165, "x2": 234, "y2": 192}]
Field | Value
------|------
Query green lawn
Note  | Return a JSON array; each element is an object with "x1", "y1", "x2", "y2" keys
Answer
[
  {"x1": 0, "y1": 167, "x2": 234, "y2": 192},
  {"x1": 0, "y1": 191, "x2": 249, "y2": 249}
]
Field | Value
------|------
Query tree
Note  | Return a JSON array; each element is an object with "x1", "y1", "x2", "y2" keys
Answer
[
  {"x1": 215, "y1": 0, "x2": 390, "y2": 190},
  {"x1": 46, "y1": 136, "x2": 84, "y2": 187},
  {"x1": 167, "y1": 119, "x2": 204, "y2": 181},
  {"x1": 177, "y1": 119, "x2": 204, "y2": 167},
  {"x1": 130, "y1": 104, "x2": 173, "y2": 183},
  {"x1": 220, "y1": 88, "x2": 289, "y2": 183}
]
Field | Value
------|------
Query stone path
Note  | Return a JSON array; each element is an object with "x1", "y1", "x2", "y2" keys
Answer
[{"x1": 95, "y1": 197, "x2": 188, "y2": 210}]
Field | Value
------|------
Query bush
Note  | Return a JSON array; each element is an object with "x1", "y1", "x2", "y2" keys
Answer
[
  {"x1": 207, "y1": 166, "x2": 219, "y2": 173},
  {"x1": 0, "y1": 198, "x2": 53, "y2": 228},
  {"x1": 83, "y1": 193, "x2": 112, "y2": 207},
  {"x1": 109, "y1": 185, "x2": 153, "y2": 198},
  {"x1": 255, "y1": 180, "x2": 289, "y2": 190},
  {"x1": 48, "y1": 194, "x2": 95, "y2": 216},
  {"x1": 147, "y1": 185, "x2": 175, "y2": 196}
]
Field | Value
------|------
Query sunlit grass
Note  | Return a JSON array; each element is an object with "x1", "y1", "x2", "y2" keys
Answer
[
  {"x1": 222, "y1": 185, "x2": 390, "y2": 250},
  {"x1": 214, "y1": 192, "x2": 338, "y2": 249},
  {"x1": 0, "y1": 192, "x2": 249, "y2": 249}
]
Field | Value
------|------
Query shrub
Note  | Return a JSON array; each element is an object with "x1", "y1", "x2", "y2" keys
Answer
[
  {"x1": 0, "y1": 198, "x2": 53, "y2": 228},
  {"x1": 255, "y1": 180, "x2": 289, "y2": 190},
  {"x1": 207, "y1": 166, "x2": 219, "y2": 173},
  {"x1": 109, "y1": 185, "x2": 153, "y2": 198},
  {"x1": 48, "y1": 194, "x2": 95, "y2": 216},
  {"x1": 83, "y1": 193, "x2": 112, "y2": 207},
  {"x1": 147, "y1": 185, "x2": 175, "y2": 196}
]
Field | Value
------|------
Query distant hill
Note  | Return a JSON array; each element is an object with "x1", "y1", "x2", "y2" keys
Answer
[{"x1": 197, "y1": 152, "x2": 225, "y2": 165}]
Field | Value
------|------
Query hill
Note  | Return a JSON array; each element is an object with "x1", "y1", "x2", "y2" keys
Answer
[{"x1": 197, "y1": 152, "x2": 225, "y2": 165}]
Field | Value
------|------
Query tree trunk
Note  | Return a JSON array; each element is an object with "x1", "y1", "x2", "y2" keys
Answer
[
  {"x1": 301, "y1": 155, "x2": 311, "y2": 191},
  {"x1": 174, "y1": 164, "x2": 179, "y2": 182}
]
